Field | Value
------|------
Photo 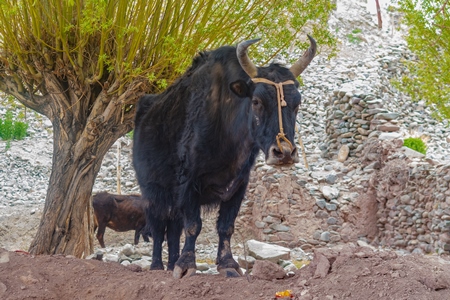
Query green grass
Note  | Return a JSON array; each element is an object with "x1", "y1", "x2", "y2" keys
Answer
[
  {"x1": 403, "y1": 137, "x2": 427, "y2": 155},
  {"x1": 292, "y1": 259, "x2": 310, "y2": 269},
  {"x1": 0, "y1": 110, "x2": 29, "y2": 149}
]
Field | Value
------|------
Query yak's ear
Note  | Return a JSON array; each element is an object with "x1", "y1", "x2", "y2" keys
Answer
[{"x1": 229, "y1": 80, "x2": 254, "y2": 98}]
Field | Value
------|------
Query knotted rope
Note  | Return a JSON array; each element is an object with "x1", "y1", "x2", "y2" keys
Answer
[{"x1": 251, "y1": 78, "x2": 295, "y2": 153}]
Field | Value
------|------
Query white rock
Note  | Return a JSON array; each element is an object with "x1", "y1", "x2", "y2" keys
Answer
[
  {"x1": 196, "y1": 262, "x2": 210, "y2": 271},
  {"x1": 104, "y1": 254, "x2": 119, "y2": 263},
  {"x1": 246, "y1": 239, "x2": 290, "y2": 263},
  {"x1": 321, "y1": 186, "x2": 340, "y2": 200},
  {"x1": 378, "y1": 132, "x2": 402, "y2": 140},
  {"x1": 401, "y1": 146, "x2": 425, "y2": 158},
  {"x1": 238, "y1": 255, "x2": 256, "y2": 269},
  {"x1": 283, "y1": 263, "x2": 298, "y2": 272},
  {"x1": 120, "y1": 244, "x2": 135, "y2": 256},
  {"x1": 131, "y1": 259, "x2": 151, "y2": 270}
]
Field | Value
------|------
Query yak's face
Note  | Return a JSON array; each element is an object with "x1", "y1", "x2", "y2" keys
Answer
[
  {"x1": 235, "y1": 35, "x2": 316, "y2": 166},
  {"x1": 251, "y1": 65, "x2": 301, "y2": 165}
]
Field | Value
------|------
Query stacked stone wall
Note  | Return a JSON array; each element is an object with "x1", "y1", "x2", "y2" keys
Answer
[
  {"x1": 239, "y1": 90, "x2": 450, "y2": 254},
  {"x1": 372, "y1": 157, "x2": 450, "y2": 253},
  {"x1": 323, "y1": 89, "x2": 401, "y2": 159}
]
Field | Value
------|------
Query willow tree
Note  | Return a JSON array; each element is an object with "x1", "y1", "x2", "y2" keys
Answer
[
  {"x1": 0, "y1": 0, "x2": 335, "y2": 257},
  {"x1": 397, "y1": 0, "x2": 450, "y2": 119}
]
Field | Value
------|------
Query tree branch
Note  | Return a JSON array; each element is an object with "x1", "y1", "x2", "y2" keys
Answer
[
  {"x1": 434, "y1": 0, "x2": 449, "y2": 18},
  {"x1": 0, "y1": 75, "x2": 51, "y2": 118}
]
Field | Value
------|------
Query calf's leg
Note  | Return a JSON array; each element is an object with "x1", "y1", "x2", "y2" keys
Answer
[
  {"x1": 139, "y1": 224, "x2": 151, "y2": 242},
  {"x1": 96, "y1": 223, "x2": 107, "y2": 248},
  {"x1": 142, "y1": 232, "x2": 150, "y2": 243},
  {"x1": 134, "y1": 229, "x2": 141, "y2": 245}
]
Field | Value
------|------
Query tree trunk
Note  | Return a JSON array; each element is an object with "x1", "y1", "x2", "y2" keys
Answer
[
  {"x1": 27, "y1": 73, "x2": 137, "y2": 258},
  {"x1": 28, "y1": 119, "x2": 119, "y2": 257},
  {"x1": 375, "y1": 0, "x2": 382, "y2": 29}
]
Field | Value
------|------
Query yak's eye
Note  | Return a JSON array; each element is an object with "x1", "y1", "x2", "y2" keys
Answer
[{"x1": 252, "y1": 98, "x2": 261, "y2": 108}]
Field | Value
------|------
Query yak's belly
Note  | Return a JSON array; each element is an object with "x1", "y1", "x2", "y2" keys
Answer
[{"x1": 199, "y1": 174, "x2": 244, "y2": 204}]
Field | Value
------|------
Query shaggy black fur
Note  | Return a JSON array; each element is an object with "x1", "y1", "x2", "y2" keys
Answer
[{"x1": 133, "y1": 44, "x2": 302, "y2": 275}]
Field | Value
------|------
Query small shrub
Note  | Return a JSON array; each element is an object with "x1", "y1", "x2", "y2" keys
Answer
[
  {"x1": 0, "y1": 117, "x2": 14, "y2": 140},
  {"x1": 346, "y1": 28, "x2": 363, "y2": 44},
  {"x1": 0, "y1": 110, "x2": 29, "y2": 142},
  {"x1": 13, "y1": 121, "x2": 28, "y2": 140},
  {"x1": 403, "y1": 137, "x2": 427, "y2": 155},
  {"x1": 387, "y1": 5, "x2": 397, "y2": 13},
  {"x1": 0, "y1": 94, "x2": 18, "y2": 108}
]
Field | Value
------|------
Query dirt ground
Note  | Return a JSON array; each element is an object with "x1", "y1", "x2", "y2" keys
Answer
[{"x1": 1, "y1": 243, "x2": 449, "y2": 300}]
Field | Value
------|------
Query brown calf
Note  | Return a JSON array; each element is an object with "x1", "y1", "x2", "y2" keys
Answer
[{"x1": 93, "y1": 192, "x2": 150, "y2": 248}]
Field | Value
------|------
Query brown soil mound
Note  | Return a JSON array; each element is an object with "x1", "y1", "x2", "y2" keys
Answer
[{"x1": 1, "y1": 244, "x2": 449, "y2": 300}]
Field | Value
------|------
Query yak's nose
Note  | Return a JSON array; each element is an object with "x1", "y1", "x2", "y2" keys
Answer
[{"x1": 265, "y1": 141, "x2": 299, "y2": 165}]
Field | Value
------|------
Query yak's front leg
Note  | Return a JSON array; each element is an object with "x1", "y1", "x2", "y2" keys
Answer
[
  {"x1": 215, "y1": 184, "x2": 247, "y2": 277},
  {"x1": 173, "y1": 201, "x2": 202, "y2": 278}
]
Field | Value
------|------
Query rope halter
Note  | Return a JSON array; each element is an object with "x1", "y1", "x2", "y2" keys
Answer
[{"x1": 251, "y1": 78, "x2": 296, "y2": 153}]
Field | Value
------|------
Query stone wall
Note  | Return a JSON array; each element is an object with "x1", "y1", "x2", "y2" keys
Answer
[
  {"x1": 240, "y1": 165, "x2": 320, "y2": 249},
  {"x1": 369, "y1": 147, "x2": 450, "y2": 254},
  {"x1": 239, "y1": 89, "x2": 450, "y2": 254},
  {"x1": 237, "y1": 161, "x2": 351, "y2": 251},
  {"x1": 323, "y1": 89, "x2": 401, "y2": 159}
]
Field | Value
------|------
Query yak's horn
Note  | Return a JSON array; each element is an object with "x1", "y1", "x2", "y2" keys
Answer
[
  {"x1": 289, "y1": 35, "x2": 317, "y2": 77},
  {"x1": 236, "y1": 38, "x2": 261, "y2": 78}
]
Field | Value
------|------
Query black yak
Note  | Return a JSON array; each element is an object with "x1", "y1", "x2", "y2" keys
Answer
[{"x1": 133, "y1": 36, "x2": 316, "y2": 278}]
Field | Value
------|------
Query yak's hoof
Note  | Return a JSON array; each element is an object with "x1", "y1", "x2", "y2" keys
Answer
[
  {"x1": 217, "y1": 256, "x2": 242, "y2": 277},
  {"x1": 218, "y1": 267, "x2": 243, "y2": 278},
  {"x1": 173, "y1": 266, "x2": 197, "y2": 279},
  {"x1": 167, "y1": 264, "x2": 175, "y2": 271},
  {"x1": 150, "y1": 262, "x2": 164, "y2": 270},
  {"x1": 172, "y1": 252, "x2": 196, "y2": 279}
]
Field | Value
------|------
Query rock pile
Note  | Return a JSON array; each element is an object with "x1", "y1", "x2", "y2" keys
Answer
[{"x1": 88, "y1": 239, "x2": 309, "y2": 278}]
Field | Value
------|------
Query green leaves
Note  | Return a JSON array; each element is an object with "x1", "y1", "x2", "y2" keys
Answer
[
  {"x1": 0, "y1": 0, "x2": 336, "y2": 100},
  {"x1": 398, "y1": 0, "x2": 450, "y2": 120}
]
